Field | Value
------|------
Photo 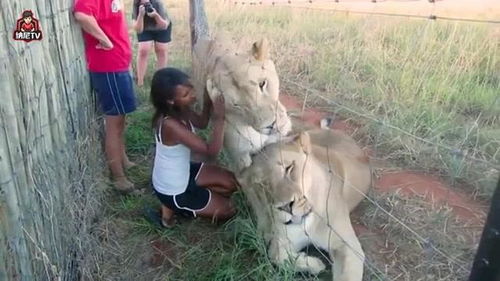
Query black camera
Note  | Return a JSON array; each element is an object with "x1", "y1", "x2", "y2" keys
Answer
[{"x1": 143, "y1": 2, "x2": 154, "y2": 13}]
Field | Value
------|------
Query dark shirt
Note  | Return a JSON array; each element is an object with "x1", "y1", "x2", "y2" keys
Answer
[{"x1": 132, "y1": 0, "x2": 169, "y2": 32}]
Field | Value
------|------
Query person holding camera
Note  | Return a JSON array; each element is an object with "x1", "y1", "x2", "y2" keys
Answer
[{"x1": 132, "y1": 0, "x2": 171, "y2": 87}]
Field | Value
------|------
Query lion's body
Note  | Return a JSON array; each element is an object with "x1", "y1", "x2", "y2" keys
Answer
[
  {"x1": 192, "y1": 35, "x2": 292, "y2": 171},
  {"x1": 239, "y1": 129, "x2": 371, "y2": 281},
  {"x1": 191, "y1": 29, "x2": 367, "y2": 281}
]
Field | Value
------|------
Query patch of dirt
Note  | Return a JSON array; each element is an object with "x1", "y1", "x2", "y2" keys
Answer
[
  {"x1": 374, "y1": 171, "x2": 487, "y2": 223},
  {"x1": 149, "y1": 239, "x2": 179, "y2": 268}
]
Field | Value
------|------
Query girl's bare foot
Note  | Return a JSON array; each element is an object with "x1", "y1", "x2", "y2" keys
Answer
[{"x1": 161, "y1": 205, "x2": 176, "y2": 227}]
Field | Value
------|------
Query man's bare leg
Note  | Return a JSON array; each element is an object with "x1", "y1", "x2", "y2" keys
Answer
[
  {"x1": 105, "y1": 115, "x2": 134, "y2": 192},
  {"x1": 122, "y1": 143, "x2": 136, "y2": 169}
]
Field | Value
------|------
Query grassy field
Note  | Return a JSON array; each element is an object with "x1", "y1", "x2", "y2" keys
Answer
[{"x1": 85, "y1": 1, "x2": 499, "y2": 280}]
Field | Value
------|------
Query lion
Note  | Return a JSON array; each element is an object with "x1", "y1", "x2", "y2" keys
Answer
[
  {"x1": 192, "y1": 35, "x2": 292, "y2": 171},
  {"x1": 238, "y1": 129, "x2": 371, "y2": 281}
]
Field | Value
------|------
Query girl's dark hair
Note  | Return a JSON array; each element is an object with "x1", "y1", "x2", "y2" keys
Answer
[{"x1": 150, "y1": 67, "x2": 191, "y2": 128}]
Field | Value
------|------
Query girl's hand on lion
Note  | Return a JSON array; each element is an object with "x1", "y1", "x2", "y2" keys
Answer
[
  {"x1": 203, "y1": 90, "x2": 212, "y2": 108},
  {"x1": 212, "y1": 94, "x2": 225, "y2": 120}
]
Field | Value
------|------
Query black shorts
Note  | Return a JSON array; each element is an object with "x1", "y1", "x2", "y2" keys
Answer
[
  {"x1": 153, "y1": 162, "x2": 211, "y2": 217},
  {"x1": 137, "y1": 24, "x2": 172, "y2": 43}
]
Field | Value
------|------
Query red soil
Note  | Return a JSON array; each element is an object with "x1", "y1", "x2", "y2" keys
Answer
[
  {"x1": 149, "y1": 239, "x2": 177, "y2": 268},
  {"x1": 375, "y1": 171, "x2": 487, "y2": 222}
]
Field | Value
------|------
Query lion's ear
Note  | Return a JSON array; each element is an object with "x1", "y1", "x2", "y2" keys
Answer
[
  {"x1": 251, "y1": 38, "x2": 270, "y2": 61},
  {"x1": 297, "y1": 132, "x2": 312, "y2": 154}
]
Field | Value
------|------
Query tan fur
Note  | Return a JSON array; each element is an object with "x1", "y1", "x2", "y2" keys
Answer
[
  {"x1": 239, "y1": 129, "x2": 371, "y2": 281},
  {"x1": 192, "y1": 35, "x2": 292, "y2": 171}
]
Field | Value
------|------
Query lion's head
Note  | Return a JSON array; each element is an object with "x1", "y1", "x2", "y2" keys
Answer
[
  {"x1": 241, "y1": 132, "x2": 315, "y2": 224},
  {"x1": 206, "y1": 38, "x2": 291, "y2": 135}
]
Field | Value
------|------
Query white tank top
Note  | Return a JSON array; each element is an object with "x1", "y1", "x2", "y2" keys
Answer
[{"x1": 152, "y1": 117, "x2": 194, "y2": 195}]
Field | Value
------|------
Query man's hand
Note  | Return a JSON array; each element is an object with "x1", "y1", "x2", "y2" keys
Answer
[
  {"x1": 96, "y1": 38, "x2": 113, "y2": 50},
  {"x1": 74, "y1": 12, "x2": 113, "y2": 50}
]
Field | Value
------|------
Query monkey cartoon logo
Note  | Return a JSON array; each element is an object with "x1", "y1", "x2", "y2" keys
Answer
[{"x1": 13, "y1": 10, "x2": 43, "y2": 42}]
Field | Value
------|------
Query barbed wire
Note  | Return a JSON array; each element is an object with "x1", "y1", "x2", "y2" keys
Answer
[
  {"x1": 283, "y1": 78, "x2": 500, "y2": 171},
  {"x1": 230, "y1": 0, "x2": 500, "y2": 24}
]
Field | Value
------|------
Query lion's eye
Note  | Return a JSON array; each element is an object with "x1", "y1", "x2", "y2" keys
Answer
[
  {"x1": 278, "y1": 200, "x2": 294, "y2": 213},
  {"x1": 259, "y1": 80, "x2": 267, "y2": 91},
  {"x1": 284, "y1": 162, "x2": 294, "y2": 175}
]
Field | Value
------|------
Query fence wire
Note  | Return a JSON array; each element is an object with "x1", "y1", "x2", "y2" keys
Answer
[
  {"x1": 283, "y1": 78, "x2": 500, "y2": 171},
  {"x1": 230, "y1": 0, "x2": 500, "y2": 24}
]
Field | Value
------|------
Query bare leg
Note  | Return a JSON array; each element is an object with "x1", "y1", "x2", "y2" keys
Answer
[
  {"x1": 122, "y1": 143, "x2": 136, "y2": 169},
  {"x1": 105, "y1": 115, "x2": 134, "y2": 192},
  {"x1": 154, "y1": 42, "x2": 169, "y2": 69},
  {"x1": 196, "y1": 164, "x2": 239, "y2": 197},
  {"x1": 136, "y1": 41, "x2": 153, "y2": 86},
  {"x1": 195, "y1": 192, "x2": 235, "y2": 222},
  {"x1": 161, "y1": 205, "x2": 175, "y2": 227}
]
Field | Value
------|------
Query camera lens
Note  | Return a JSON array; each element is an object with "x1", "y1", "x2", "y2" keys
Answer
[{"x1": 145, "y1": 3, "x2": 154, "y2": 13}]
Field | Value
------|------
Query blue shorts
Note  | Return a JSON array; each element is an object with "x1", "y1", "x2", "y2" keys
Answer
[
  {"x1": 90, "y1": 71, "x2": 137, "y2": 116},
  {"x1": 153, "y1": 162, "x2": 211, "y2": 217}
]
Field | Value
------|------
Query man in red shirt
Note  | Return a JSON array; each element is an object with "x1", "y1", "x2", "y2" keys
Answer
[{"x1": 74, "y1": 0, "x2": 137, "y2": 193}]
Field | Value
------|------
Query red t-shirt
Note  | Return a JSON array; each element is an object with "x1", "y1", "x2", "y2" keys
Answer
[{"x1": 73, "y1": 0, "x2": 132, "y2": 72}]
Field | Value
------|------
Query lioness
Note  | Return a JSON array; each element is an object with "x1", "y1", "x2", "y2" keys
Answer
[
  {"x1": 238, "y1": 129, "x2": 371, "y2": 281},
  {"x1": 192, "y1": 35, "x2": 292, "y2": 171}
]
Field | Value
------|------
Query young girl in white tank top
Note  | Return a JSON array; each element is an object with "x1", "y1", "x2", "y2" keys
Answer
[{"x1": 149, "y1": 67, "x2": 238, "y2": 227}]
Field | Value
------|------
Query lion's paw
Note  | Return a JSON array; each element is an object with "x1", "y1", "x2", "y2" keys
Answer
[{"x1": 296, "y1": 254, "x2": 326, "y2": 275}]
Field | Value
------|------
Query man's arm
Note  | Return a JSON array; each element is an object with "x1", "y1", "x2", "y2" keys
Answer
[{"x1": 74, "y1": 12, "x2": 113, "y2": 49}]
